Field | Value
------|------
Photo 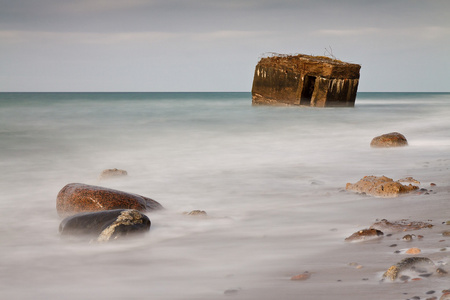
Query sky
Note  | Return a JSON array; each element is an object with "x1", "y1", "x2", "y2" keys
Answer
[{"x1": 0, "y1": 0, "x2": 449, "y2": 92}]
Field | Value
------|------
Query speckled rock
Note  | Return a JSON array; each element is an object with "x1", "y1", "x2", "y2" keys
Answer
[
  {"x1": 370, "y1": 132, "x2": 408, "y2": 148},
  {"x1": 346, "y1": 175, "x2": 419, "y2": 197},
  {"x1": 56, "y1": 183, "x2": 163, "y2": 217},
  {"x1": 370, "y1": 219, "x2": 433, "y2": 233},
  {"x1": 345, "y1": 228, "x2": 384, "y2": 242},
  {"x1": 99, "y1": 168, "x2": 128, "y2": 180},
  {"x1": 382, "y1": 257, "x2": 435, "y2": 281},
  {"x1": 184, "y1": 210, "x2": 207, "y2": 216},
  {"x1": 59, "y1": 209, "x2": 150, "y2": 242}
]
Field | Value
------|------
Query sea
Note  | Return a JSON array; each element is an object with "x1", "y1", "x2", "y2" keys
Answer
[{"x1": 0, "y1": 92, "x2": 449, "y2": 299}]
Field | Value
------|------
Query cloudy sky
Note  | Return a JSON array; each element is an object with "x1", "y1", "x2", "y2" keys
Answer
[{"x1": 1, "y1": 0, "x2": 449, "y2": 92}]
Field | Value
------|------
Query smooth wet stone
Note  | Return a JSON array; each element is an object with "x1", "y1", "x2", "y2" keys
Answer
[
  {"x1": 370, "y1": 132, "x2": 408, "y2": 148},
  {"x1": 346, "y1": 175, "x2": 419, "y2": 198},
  {"x1": 56, "y1": 183, "x2": 163, "y2": 217},
  {"x1": 370, "y1": 219, "x2": 433, "y2": 233},
  {"x1": 98, "y1": 168, "x2": 128, "y2": 180},
  {"x1": 59, "y1": 209, "x2": 150, "y2": 242},
  {"x1": 345, "y1": 228, "x2": 384, "y2": 242}
]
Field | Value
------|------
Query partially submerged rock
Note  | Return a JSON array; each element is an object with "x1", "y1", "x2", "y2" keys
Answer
[
  {"x1": 370, "y1": 132, "x2": 408, "y2": 148},
  {"x1": 59, "y1": 209, "x2": 150, "y2": 242},
  {"x1": 370, "y1": 219, "x2": 433, "y2": 233},
  {"x1": 291, "y1": 272, "x2": 311, "y2": 281},
  {"x1": 382, "y1": 257, "x2": 436, "y2": 281},
  {"x1": 345, "y1": 228, "x2": 384, "y2": 242},
  {"x1": 99, "y1": 168, "x2": 128, "y2": 180},
  {"x1": 398, "y1": 177, "x2": 420, "y2": 185},
  {"x1": 346, "y1": 175, "x2": 419, "y2": 197},
  {"x1": 56, "y1": 183, "x2": 163, "y2": 217},
  {"x1": 184, "y1": 210, "x2": 207, "y2": 216}
]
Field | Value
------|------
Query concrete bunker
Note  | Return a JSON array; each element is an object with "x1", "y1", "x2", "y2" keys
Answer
[{"x1": 252, "y1": 53, "x2": 361, "y2": 107}]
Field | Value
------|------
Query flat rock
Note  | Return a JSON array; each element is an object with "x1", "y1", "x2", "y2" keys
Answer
[
  {"x1": 370, "y1": 219, "x2": 433, "y2": 233},
  {"x1": 370, "y1": 132, "x2": 408, "y2": 148},
  {"x1": 99, "y1": 168, "x2": 128, "y2": 180},
  {"x1": 59, "y1": 209, "x2": 150, "y2": 242},
  {"x1": 56, "y1": 183, "x2": 163, "y2": 217},
  {"x1": 346, "y1": 175, "x2": 419, "y2": 197},
  {"x1": 345, "y1": 228, "x2": 384, "y2": 242}
]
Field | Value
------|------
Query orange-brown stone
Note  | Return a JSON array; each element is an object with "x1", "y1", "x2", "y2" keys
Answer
[
  {"x1": 56, "y1": 183, "x2": 163, "y2": 217},
  {"x1": 346, "y1": 175, "x2": 419, "y2": 197},
  {"x1": 370, "y1": 132, "x2": 408, "y2": 148},
  {"x1": 406, "y1": 248, "x2": 421, "y2": 254}
]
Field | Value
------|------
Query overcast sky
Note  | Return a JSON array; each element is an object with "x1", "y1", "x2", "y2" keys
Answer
[{"x1": 1, "y1": 0, "x2": 449, "y2": 92}]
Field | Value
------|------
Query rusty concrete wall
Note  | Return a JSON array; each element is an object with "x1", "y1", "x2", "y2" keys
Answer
[{"x1": 251, "y1": 54, "x2": 360, "y2": 107}]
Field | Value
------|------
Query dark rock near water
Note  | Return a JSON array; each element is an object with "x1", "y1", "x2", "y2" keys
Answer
[
  {"x1": 56, "y1": 183, "x2": 163, "y2": 217},
  {"x1": 345, "y1": 228, "x2": 384, "y2": 242},
  {"x1": 59, "y1": 209, "x2": 150, "y2": 242},
  {"x1": 370, "y1": 132, "x2": 408, "y2": 148},
  {"x1": 370, "y1": 219, "x2": 433, "y2": 233},
  {"x1": 382, "y1": 257, "x2": 436, "y2": 281}
]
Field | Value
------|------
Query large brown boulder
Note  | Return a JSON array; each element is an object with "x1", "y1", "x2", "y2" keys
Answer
[
  {"x1": 56, "y1": 183, "x2": 163, "y2": 217},
  {"x1": 370, "y1": 132, "x2": 408, "y2": 148},
  {"x1": 59, "y1": 209, "x2": 151, "y2": 242},
  {"x1": 346, "y1": 175, "x2": 419, "y2": 197}
]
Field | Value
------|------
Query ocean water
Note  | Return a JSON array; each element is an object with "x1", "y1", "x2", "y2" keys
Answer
[{"x1": 0, "y1": 92, "x2": 449, "y2": 299}]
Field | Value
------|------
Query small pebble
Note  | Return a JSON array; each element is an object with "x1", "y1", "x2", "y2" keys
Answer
[
  {"x1": 390, "y1": 244, "x2": 398, "y2": 247},
  {"x1": 426, "y1": 291, "x2": 435, "y2": 295},
  {"x1": 395, "y1": 250, "x2": 401, "y2": 254},
  {"x1": 411, "y1": 278, "x2": 422, "y2": 281},
  {"x1": 224, "y1": 289, "x2": 239, "y2": 296},
  {"x1": 386, "y1": 234, "x2": 393, "y2": 237},
  {"x1": 403, "y1": 234, "x2": 414, "y2": 241},
  {"x1": 399, "y1": 275, "x2": 410, "y2": 281},
  {"x1": 436, "y1": 268, "x2": 448, "y2": 275},
  {"x1": 419, "y1": 273, "x2": 433, "y2": 278},
  {"x1": 440, "y1": 248, "x2": 447, "y2": 251},
  {"x1": 430, "y1": 183, "x2": 436, "y2": 186},
  {"x1": 406, "y1": 247, "x2": 421, "y2": 254},
  {"x1": 362, "y1": 278, "x2": 369, "y2": 281},
  {"x1": 418, "y1": 235, "x2": 424, "y2": 239},
  {"x1": 439, "y1": 240, "x2": 446, "y2": 242},
  {"x1": 409, "y1": 296, "x2": 420, "y2": 300},
  {"x1": 442, "y1": 231, "x2": 450, "y2": 237},
  {"x1": 291, "y1": 272, "x2": 310, "y2": 281}
]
